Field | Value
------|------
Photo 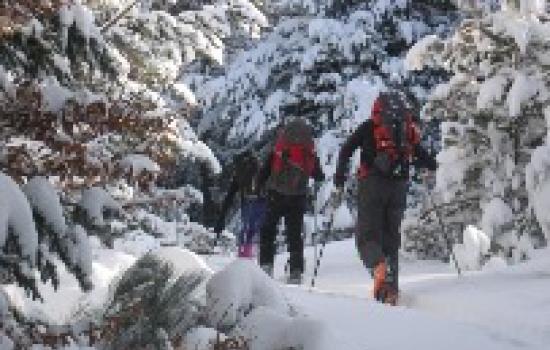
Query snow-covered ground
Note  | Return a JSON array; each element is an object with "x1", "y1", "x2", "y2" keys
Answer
[
  {"x1": 205, "y1": 239, "x2": 550, "y2": 350},
  {"x1": 3, "y1": 236, "x2": 549, "y2": 349}
]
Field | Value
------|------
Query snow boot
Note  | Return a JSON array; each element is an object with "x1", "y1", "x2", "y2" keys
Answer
[
  {"x1": 373, "y1": 260, "x2": 387, "y2": 302},
  {"x1": 382, "y1": 284, "x2": 398, "y2": 306},
  {"x1": 238, "y1": 243, "x2": 255, "y2": 258}
]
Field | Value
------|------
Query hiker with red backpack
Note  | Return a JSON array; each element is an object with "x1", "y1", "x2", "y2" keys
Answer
[
  {"x1": 258, "y1": 117, "x2": 325, "y2": 284},
  {"x1": 334, "y1": 90, "x2": 437, "y2": 305},
  {"x1": 215, "y1": 150, "x2": 267, "y2": 259}
]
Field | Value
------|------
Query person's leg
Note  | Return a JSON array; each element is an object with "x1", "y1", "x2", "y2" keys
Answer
[
  {"x1": 382, "y1": 179, "x2": 407, "y2": 301},
  {"x1": 246, "y1": 197, "x2": 266, "y2": 258},
  {"x1": 284, "y1": 194, "x2": 306, "y2": 279},
  {"x1": 239, "y1": 199, "x2": 252, "y2": 257},
  {"x1": 259, "y1": 192, "x2": 282, "y2": 274},
  {"x1": 356, "y1": 176, "x2": 387, "y2": 270}
]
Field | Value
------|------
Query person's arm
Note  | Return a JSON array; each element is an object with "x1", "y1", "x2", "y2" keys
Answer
[
  {"x1": 413, "y1": 144, "x2": 437, "y2": 171},
  {"x1": 257, "y1": 150, "x2": 273, "y2": 192},
  {"x1": 334, "y1": 121, "x2": 370, "y2": 187}
]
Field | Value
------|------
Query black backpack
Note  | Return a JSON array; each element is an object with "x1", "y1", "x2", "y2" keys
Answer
[{"x1": 371, "y1": 91, "x2": 420, "y2": 176}]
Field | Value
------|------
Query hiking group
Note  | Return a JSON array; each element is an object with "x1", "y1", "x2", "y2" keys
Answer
[{"x1": 215, "y1": 89, "x2": 436, "y2": 305}]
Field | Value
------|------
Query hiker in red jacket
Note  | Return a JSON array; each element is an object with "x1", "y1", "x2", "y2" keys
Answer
[
  {"x1": 258, "y1": 117, "x2": 324, "y2": 284},
  {"x1": 334, "y1": 90, "x2": 436, "y2": 304}
]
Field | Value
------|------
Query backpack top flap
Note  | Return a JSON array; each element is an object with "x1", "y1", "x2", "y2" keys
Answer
[
  {"x1": 374, "y1": 92, "x2": 410, "y2": 153},
  {"x1": 268, "y1": 118, "x2": 315, "y2": 195}
]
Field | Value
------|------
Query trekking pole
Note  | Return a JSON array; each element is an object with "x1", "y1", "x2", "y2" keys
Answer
[
  {"x1": 313, "y1": 184, "x2": 319, "y2": 272},
  {"x1": 310, "y1": 190, "x2": 338, "y2": 288}
]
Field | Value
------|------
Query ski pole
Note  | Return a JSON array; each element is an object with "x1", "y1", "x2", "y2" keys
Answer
[
  {"x1": 313, "y1": 184, "x2": 319, "y2": 271},
  {"x1": 310, "y1": 190, "x2": 338, "y2": 288}
]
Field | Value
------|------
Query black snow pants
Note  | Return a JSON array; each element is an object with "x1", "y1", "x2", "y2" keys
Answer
[
  {"x1": 260, "y1": 190, "x2": 306, "y2": 274},
  {"x1": 356, "y1": 175, "x2": 407, "y2": 290}
]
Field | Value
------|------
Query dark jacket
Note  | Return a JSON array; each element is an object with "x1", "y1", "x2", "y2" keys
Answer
[
  {"x1": 216, "y1": 151, "x2": 262, "y2": 233},
  {"x1": 334, "y1": 119, "x2": 437, "y2": 186}
]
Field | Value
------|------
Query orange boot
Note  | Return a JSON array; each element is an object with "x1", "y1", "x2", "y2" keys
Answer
[{"x1": 373, "y1": 260, "x2": 387, "y2": 301}]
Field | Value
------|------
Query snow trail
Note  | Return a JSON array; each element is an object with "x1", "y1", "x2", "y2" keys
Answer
[{"x1": 261, "y1": 238, "x2": 550, "y2": 349}]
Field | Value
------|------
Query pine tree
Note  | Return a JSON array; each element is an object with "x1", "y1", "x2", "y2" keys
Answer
[
  {"x1": 403, "y1": 4, "x2": 550, "y2": 262},
  {"x1": 194, "y1": 0, "x2": 459, "y2": 228},
  {"x1": 0, "y1": 0, "x2": 265, "y2": 303}
]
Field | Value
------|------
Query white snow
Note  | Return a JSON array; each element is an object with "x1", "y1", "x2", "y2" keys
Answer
[
  {"x1": 404, "y1": 35, "x2": 440, "y2": 71},
  {"x1": 476, "y1": 73, "x2": 508, "y2": 110},
  {"x1": 481, "y1": 197, "x2": 514, "y2": 241},
  {"x1": 118, "y1": 154, "x2": 160, "y2": 176},
  {"x1": 78, "y1": 187, "x2": 122, "y2": 226},
  {"x1": 172, "y1": 83, "x2": 197, "y2": 106},
  {"x1": 452, "y1": 225, "x2": 491, "y2": 271},
  {"x1": 0, "y1": 333, "x2": 14, "y2": 350},
  {"x1": 204, "y1": 238, "x2": 550, "y2": 350},
  {"x1": 237, "y1": 307, "x2": 331, "y2": 350},
  {"x1": 331, "y1": 203, "x2": 354, "y2": 231},
  {"x1": 526, "y1": 111, "x2": 550, "y2": 241},
  {"x1": 0, "y1": 173, "x2": 38, "y2": 265},
  {"x1": 184, "y1": 327, "x2": 221, "y2": 350},
  {"x1": 39, "y1": 76, "x2": 74, "y2": 113},
  {"x1": 3, "y1": 241, "x2": 136, "y2": 324},
  {"x1": 506, "y1": 71, "x2": 540, "y2": 117},
  {"x1": 23, "y1": 177, "x2": 67, "y2": 236},
  {"x1": 205, "y1": 259, "x2": 290, "y2": 328}
]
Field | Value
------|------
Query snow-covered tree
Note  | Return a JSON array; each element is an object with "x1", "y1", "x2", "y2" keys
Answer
[
  {"x1": 0, "y1": 0, "x2": 267, "y2": 317},
  {"x1": 193, "y1": 0, "x2": 458, "y2": 231},
  {"x1": 1, "y1": 173, "x2": 92, "y2": 300},
  {"x1": 403, "y1": 5, "x2": 550, "y2": 262}
]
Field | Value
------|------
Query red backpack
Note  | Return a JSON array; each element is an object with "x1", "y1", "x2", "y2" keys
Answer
[
  {"x1": 268, "y1": 118, "x2": 315, "y2": 195},
  {"x1": 359, "y1": 92, "x2": 420, "y2": 178}
]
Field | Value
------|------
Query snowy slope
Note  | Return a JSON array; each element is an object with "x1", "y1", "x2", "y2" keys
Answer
[
  {"x1": 205, "y1": 239, "x2": 550, "y2": 350},
  {"x1": 3, "y1": 235, "x2": 548, "y2": 349}
]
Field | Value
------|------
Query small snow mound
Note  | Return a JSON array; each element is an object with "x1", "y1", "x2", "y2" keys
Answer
[
  {"x1": 206, "y1": 259, "x2": 289, "y2": 328},
  {"x1": 153, "y1": 246, "x2": 214, "y2": 277},
  {"x1": 238, "y1": 307, "x2": 331, "y2": 350},
  {"x1": 184, "y1": 327, "x2": 221, "y2": 350},
  {"x1": 452, "y1": 225, "x2": 490, "y2": 271}
]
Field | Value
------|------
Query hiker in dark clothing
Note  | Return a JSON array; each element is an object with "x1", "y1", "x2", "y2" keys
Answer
[
  {"x1": 258, "y1": 117, "x2": 325, "y2": 283},
  {"x1": 215, "y1": 150, "x2": 266, "y2": 258},
  {"x1": 334, "y1": 91, "x2": 436, "y2": 304}
]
